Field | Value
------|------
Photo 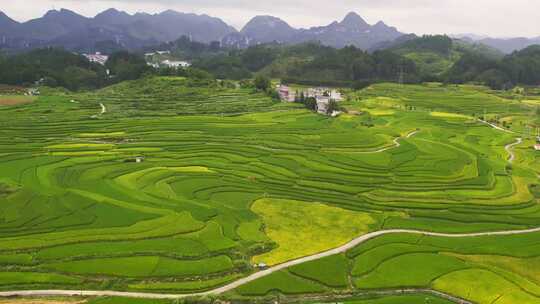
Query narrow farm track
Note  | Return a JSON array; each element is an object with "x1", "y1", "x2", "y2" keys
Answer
[
  {"x1": 505, "y1": 137, "x2": 522, "y2": 163},
  {"x1": 358, "y1": 129, "x2": 420, "y2": 153},
  {"x1": 480, "y1": 118, "x2": 521, "y2": 163},
  {"x1": 90, "y1": 103, "x2": 106, "y2": 119},
  {"x1": 1, "y1": 226, "x2": 539, "y2": 301},
  {"x1": 99, "y1": 103, "x2": 106, "y2": 114},
  {"x1": 479, "y1": 119, "x2": 514, "y2": 134}
]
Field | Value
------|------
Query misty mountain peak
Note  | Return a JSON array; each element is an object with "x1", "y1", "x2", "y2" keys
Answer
[
  {"x1": 240, "y1": 15, "x2": 297, "y2": 43},
  {"x1": 94, "y1": 8, "x2": 132, "y2": 24},
  {"x1": 374, "y1": 21, "x2": 387, "y2": 28},
  {"x1": 243, "y1": 15, "x2": 293, "y2": 31},
  {"x1": 44, "y1": 8, "x2": 82, "y2": 18},
  {"x1": 0, "y1": 11, "x2": 17, "y2": 23},
  {"x1": 340, "y1": 11, "x2": 369, "y2": 29},
  {"x1": 0, "y1": 11, "x2": 18, "y2": 29},
  {"x1": 96, "y1": 8, "x2": 129, "y2": 18},
  {"x1": 160, "y1": 9, "x2": 182, "y2": 16}
]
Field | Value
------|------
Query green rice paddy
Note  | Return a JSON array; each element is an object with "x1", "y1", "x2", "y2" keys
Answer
[{"x1": 0, "y1": 77, "x2": 539, "y2": 303}]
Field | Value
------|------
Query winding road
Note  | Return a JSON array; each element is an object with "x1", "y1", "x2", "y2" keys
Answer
[
  {"x1": 358, "y1": 129, "x2": 420, "y2": 154},
  {"x1": 505, "y1": 137, "x2": 522, "y2": 163},
  {"x1": 1, "y1": 226, "x2": 539, "y2": 300},
  {"x1": 479, "y1": 118, "x2": 522, "y2": 163}
]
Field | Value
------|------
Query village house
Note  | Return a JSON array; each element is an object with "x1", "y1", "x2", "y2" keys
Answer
[
  {"x1": 316, "y1": 96, "x2": 331, "y2": 114},
  {"x1": 161, "y1": 60, "x2": 192, "y2": 69},
  {"x1": 277, "y1": 85, "x2": 296, "y2": 102},
  {"x1": 277, "y1": 85, "x2": 343, "y2": 115},
  {"x1": 83, "y1": 52, "x2": 109, "y2": 66},
  {"x1": 330, "y1": 89, "x2": 343, "y2": 101},
  {"x1": 308, "y1": 88, "x2": 343, "y2": 115}
]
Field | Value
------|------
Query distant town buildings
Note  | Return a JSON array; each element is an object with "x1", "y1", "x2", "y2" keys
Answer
[
  {"x1": 161, "y1": 60, "x2": 191, "y2": 69},
  {"x1": 83, "y1": 52, "x2": 108, "y2": 65},
  {"x1": 278, "y1": 85, "x2": 343, "y2": 116},
  {"x1": 144, "y1": 51, "x2": 171, "y2": 57}
]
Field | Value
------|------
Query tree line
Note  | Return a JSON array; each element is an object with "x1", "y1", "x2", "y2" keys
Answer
[
  {"x1": 0, "y1": 48, "x2": 212, "y2": 91},
  {"x1": 1, "y1": 37, "x2": 539, "y2": 92},
  {"x1": 447, "y1": 45, "x2": 540, "y2": 89}
]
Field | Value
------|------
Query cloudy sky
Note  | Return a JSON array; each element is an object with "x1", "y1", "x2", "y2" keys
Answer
[{"x1": 1, "y1": 0, "x2": 539, "y2": 38}]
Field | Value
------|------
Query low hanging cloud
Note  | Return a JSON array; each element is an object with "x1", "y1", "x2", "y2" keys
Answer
[{"x1": 1, "y1": 0, "x2": 539, "y2": 37}]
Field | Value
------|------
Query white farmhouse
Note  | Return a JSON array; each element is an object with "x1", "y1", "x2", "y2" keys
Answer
[
  {"x1": 278, "y1": 85, "x2": 296, "y2": 102},
  {"x1": 161, "y1": 60, "x2": 191, "y2": 69},
  {"x1": 316, "y1": 96, "x2": 331, "y2": 114}
]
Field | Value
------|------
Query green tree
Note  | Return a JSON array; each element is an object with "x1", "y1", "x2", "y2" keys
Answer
[
  {"x1": 304, "y1": 97, "x2": 317, "y2": 111},
  {"x1": 254, "y1": 76, "x2": 271, "y2": 92}
]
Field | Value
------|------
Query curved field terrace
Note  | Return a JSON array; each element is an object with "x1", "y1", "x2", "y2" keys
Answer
[{"x1": 0, "y1": 78, "x2": 539, "y2": 304}]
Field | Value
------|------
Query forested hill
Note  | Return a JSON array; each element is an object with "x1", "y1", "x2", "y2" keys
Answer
[
  {"x1": 0, "y1": 49, "x2": 154, "y2": 91},
  {"x1": 1, "y1": 38, "x2": 540, "y2": 92},
  {"x1": 0, "y1": 49, "x2": 107, "y2": 91},
  {"x1": 387, "y1": 35, "x2": 504, "y2": 78},
  {"x1": 446, "y1": 44, "x2": 540, "y2": 89}
]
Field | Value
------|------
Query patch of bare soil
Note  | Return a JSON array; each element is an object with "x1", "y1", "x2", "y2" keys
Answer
[
  {"x1": 0, "y1": 97, "x2": 35, "y2": 106},
  {"x1": 0, "y1": 299, "x2": 86, "y2": 304}
]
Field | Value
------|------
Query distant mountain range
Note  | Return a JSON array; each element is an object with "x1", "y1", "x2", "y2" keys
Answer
[
  {"x1": 0, "y1": 8, "x2": 538, "y2": 54},
  {"x1": 452, "y1": 34, "x2": 540, "y2": 54},
  {"x1": 472, "y1": 37, "x2": 540, "y2": 54},
  {"x1": 0, "y1": 8, "x2": 236, "y2": 52},
  {"x1": 0, "y1": 9, "x2": 403, "y2": 52},
  {"x1": 222, "y1": 12, "x2": 403, "y2": 50}
]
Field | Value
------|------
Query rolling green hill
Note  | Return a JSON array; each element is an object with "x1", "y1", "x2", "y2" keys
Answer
[
  {"x1": 388, "y1": 35, "x2": 504, "y2": 78},
  {"x1": 0, "y1": 76, "x2": 539, "y2": 304}
]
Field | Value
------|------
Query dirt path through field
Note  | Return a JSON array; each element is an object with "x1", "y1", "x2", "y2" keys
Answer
[
  {"x1": 0, "y1": 299, "x2": 85, "y2": 304},
  {"x1": 479, "y1": 119, "x2": 514, "y2": 134}
]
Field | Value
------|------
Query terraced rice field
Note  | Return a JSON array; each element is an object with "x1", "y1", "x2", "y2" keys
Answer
[{"x1": 0, "y1": 78, "x2": 539, "y2": 303}]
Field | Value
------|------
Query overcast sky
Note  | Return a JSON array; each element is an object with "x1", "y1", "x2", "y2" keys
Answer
[{"x1": 1, "y1": 0, "x2": 539, "y2": 38}]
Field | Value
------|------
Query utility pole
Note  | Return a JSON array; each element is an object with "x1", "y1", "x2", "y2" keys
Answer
[{"x1": 398, "y1": 65, "x2": 404, "y2": 86}]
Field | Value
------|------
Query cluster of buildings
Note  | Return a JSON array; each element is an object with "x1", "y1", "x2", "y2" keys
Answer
[
  {"x1": 83, "y1": 52, "x2": 109, "y2": 66},
  {"x1": 161, "y1": 60, "x2": 192, "y2": 69},
  {"x1": 144, "y1": 51, "x2": 171, "y2": 56},
  {"x1": 144, "y1": 51, "x2": 191, "y2": 69},
  {"x1": 535, "y1": 136, "x2": 540, "y2": 151},
  {"x1": 147, "y1": 60, "x2": 192, "y2": 69},
  {"x1": 277, "y1": 85, "x2": 343, "y2": 116}
]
